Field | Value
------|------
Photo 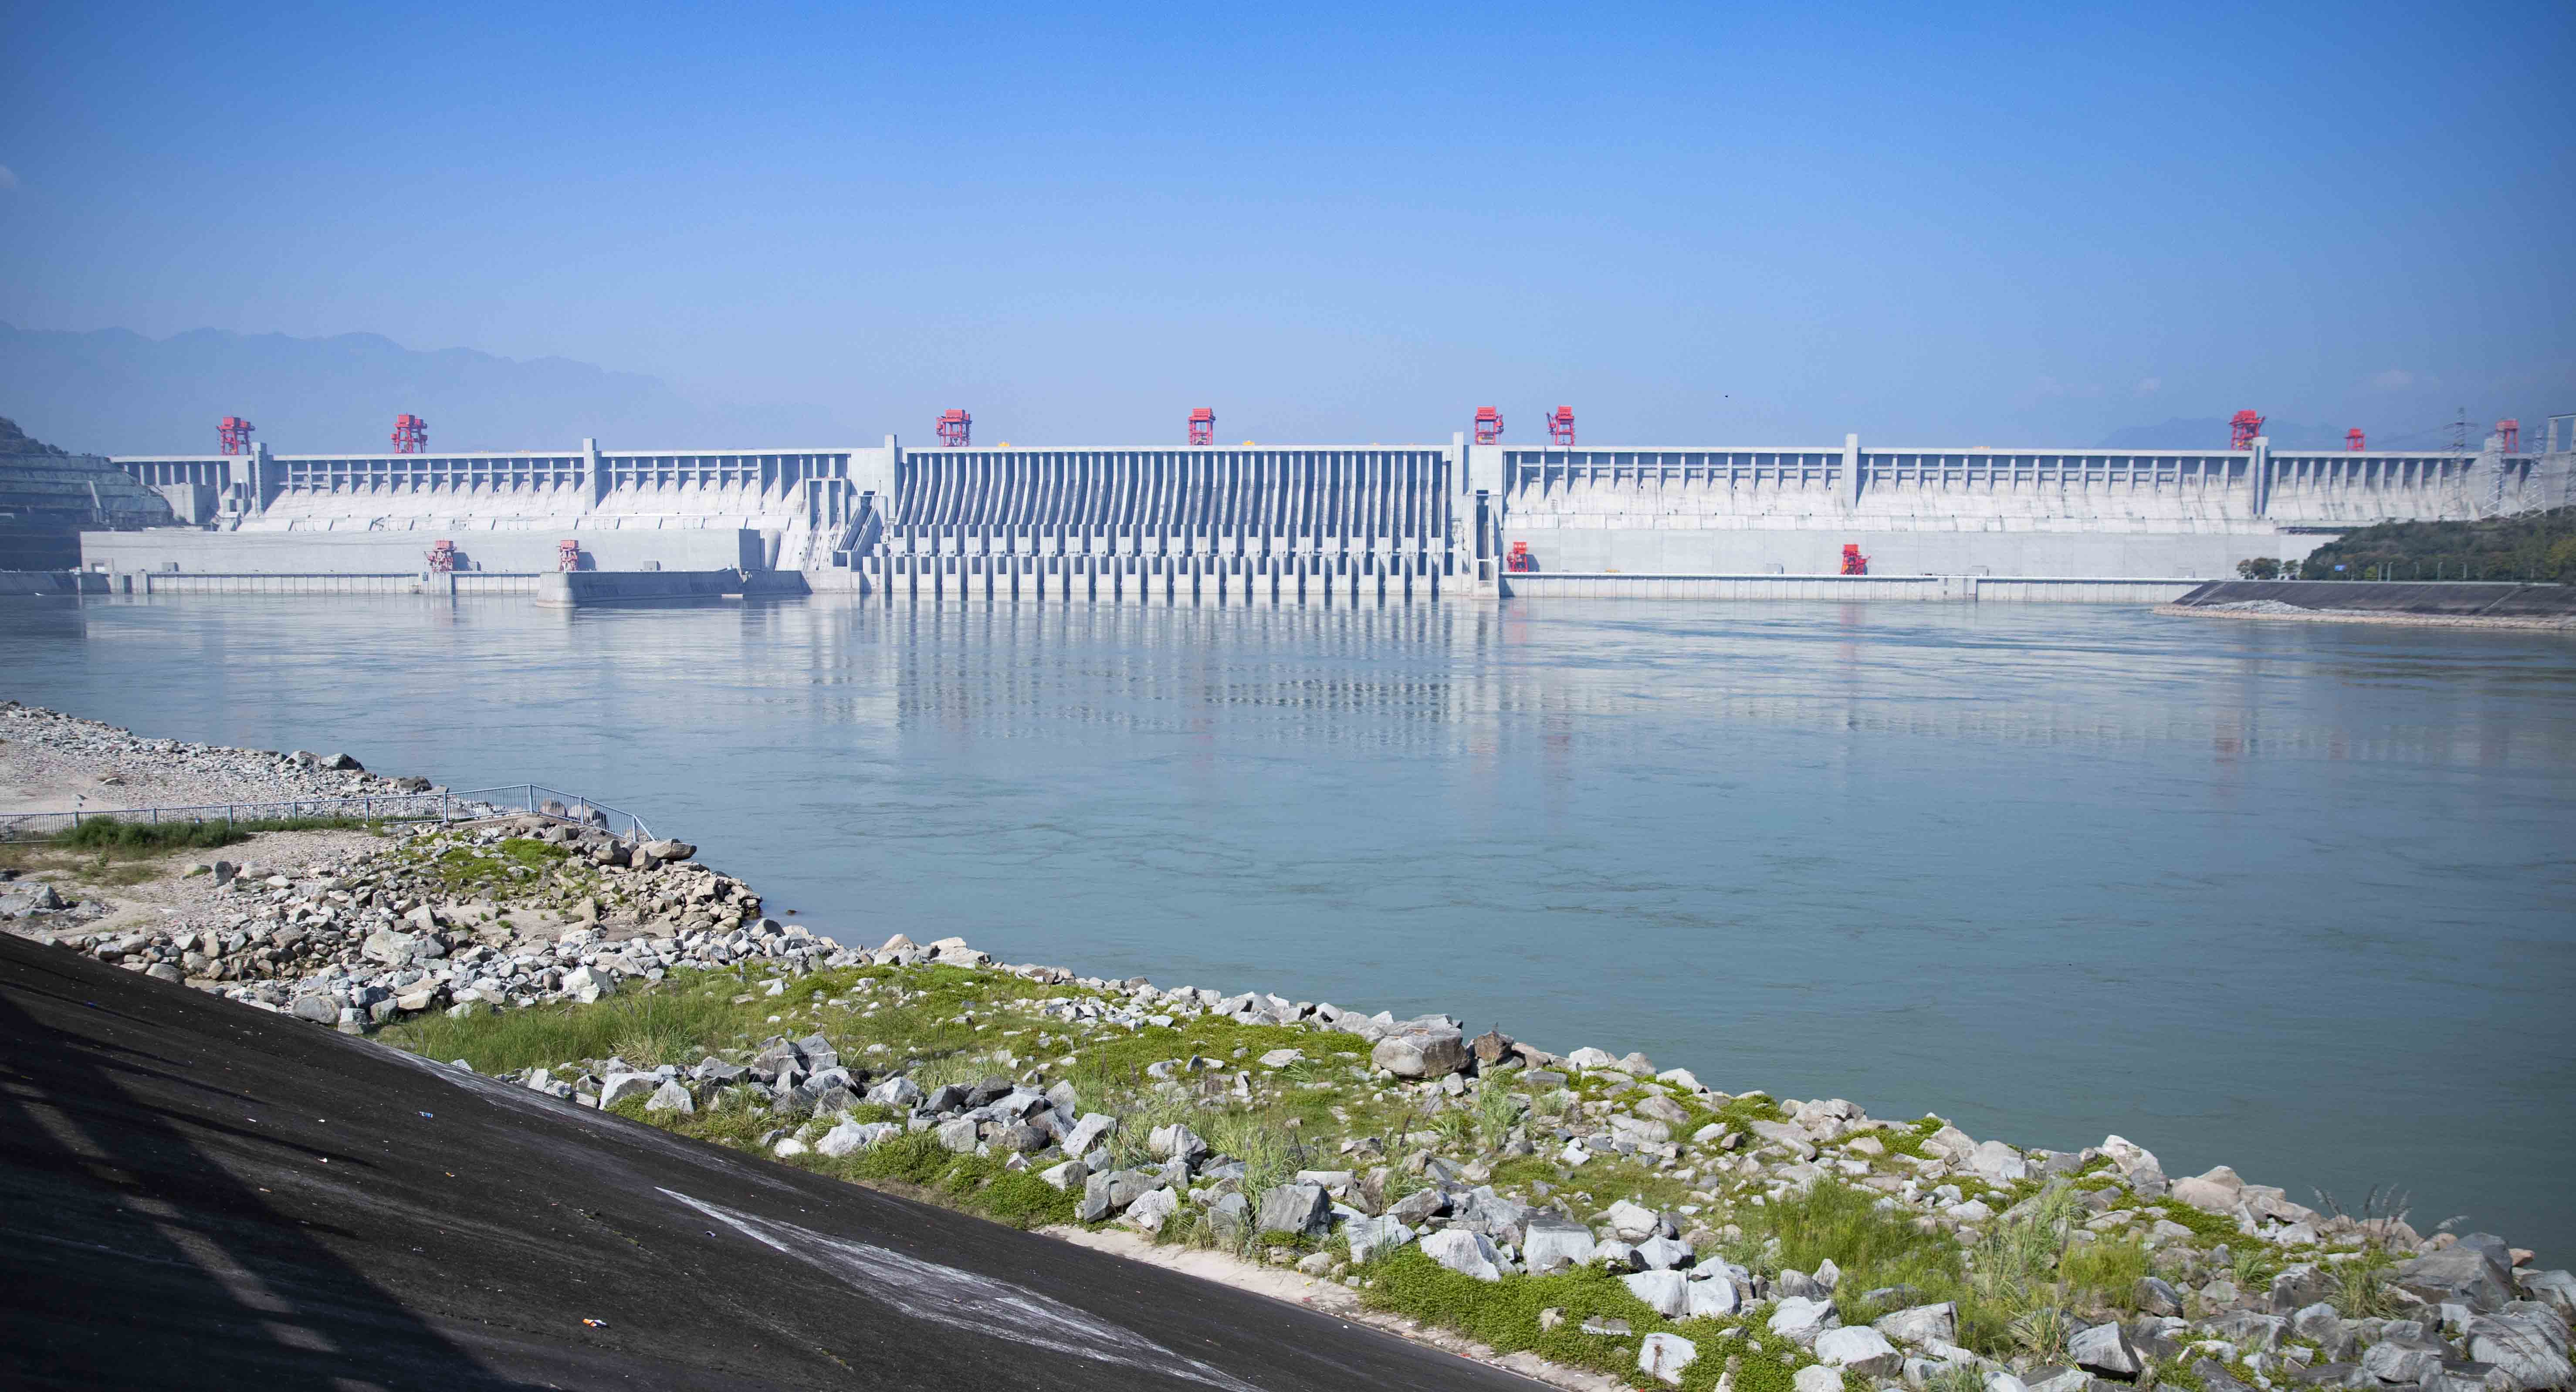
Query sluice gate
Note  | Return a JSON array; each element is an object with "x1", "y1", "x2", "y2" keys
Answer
[{"x1": 864, "y1": 445, "x2": 1460, "y2": 603}]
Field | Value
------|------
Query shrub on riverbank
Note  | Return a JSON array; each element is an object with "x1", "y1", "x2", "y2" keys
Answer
[{"x1": 45, "y1": 814, "x2": 379, "y2": 854}]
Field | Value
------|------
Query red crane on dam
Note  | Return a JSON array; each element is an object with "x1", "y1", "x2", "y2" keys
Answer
[
  {"x1": 2347, "y1": 428, "x2": 2366, "y2": 451},
  {"x1": 217, "y1": 417, "x2": 254, "y2": 454},
  {"x1": 392, "y1": 414, "x2": 428, "y2": 453},
  {"x1": 1840, "y1": 543, "x2": 1870, "y2": 576},
  {"x1": 1188, "y1": 408, "x2": 1214, "y2": 446},
  {"x1": 2230, "y1": 410, "x2": 2266, "y2": 450},
  {"x1": 2497, "y1": 419, "x2": 2520, "y2": 451},
  {"x1": 1546, "y1": 406, "x2": 1576, "y2": 447},
  {"x1": 936, "y1": 410, "x2": 971, "y2": 447},
  {"x1": 1474, "y1": 407, "x2": 1503, "y2": 444}
]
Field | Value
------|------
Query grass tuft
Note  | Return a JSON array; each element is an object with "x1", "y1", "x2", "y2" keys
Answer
[{"x1": 379, "y1": 985, "x2": 741, "y2": 1073}]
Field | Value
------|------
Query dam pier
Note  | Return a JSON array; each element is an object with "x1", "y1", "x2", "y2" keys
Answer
[{"x1": 75, "y1": 424, "x2": 2574, "y2": 603}]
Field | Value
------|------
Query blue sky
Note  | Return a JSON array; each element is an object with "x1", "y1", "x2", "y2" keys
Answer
[{"x1": 4, "y1": 1, "x2": 2571, "y2": 447}]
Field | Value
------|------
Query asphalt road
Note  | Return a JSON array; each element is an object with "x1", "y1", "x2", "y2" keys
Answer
[{"x1": 0, "y1": 933, "x2": 1544, "y2": 1390}]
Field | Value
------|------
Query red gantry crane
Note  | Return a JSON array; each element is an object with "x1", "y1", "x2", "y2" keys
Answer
[
  {"x1": 218, "y1": 417, "x2": 255, "y2": 454},
  {"x1": 2346, "y1": 428, "x2": 2366, "y2": 451},
  {"x1": 392, "y1": 414, "x2": 428, "y2": 453},
  {"x1": 1474, "y1": 407, "x2": 1504, "y2": 444},
  {"x1": 1188, "y1": 408, "x2": 1214, "y2": 446},
  {"x1": 2497, "y1": 419, "x2": 2521, "y2": 451},
  {"x1": 2229, "y1": 410, "x2": 2266, "y2": 450},
  {"x1": 1840, "y1": 543, "x2": 1870, "y2": 576},
  {"x1": 936, "y1": 409, "x2": 971, "y2": 447},
  {"x1": 1545, "y1": 406, "x2": 1575, "y2": 447}
]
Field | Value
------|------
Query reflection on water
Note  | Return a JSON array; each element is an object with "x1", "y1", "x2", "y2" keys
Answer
[{"x1": 5, "y1": 594, "x2": 2573, "y2": 1257}]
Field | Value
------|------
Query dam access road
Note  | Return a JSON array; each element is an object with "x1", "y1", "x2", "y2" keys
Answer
[{"x1": 0, "y1": 932, "x2": 1544, "y2": 1392}]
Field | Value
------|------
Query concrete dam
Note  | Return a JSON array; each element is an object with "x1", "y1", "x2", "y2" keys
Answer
[{"x1": 84, "y1": 427, "x2": 2573, "y2": 602}]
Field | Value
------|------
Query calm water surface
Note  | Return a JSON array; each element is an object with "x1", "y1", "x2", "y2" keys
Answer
[{"x1": 5, "y1": 595, "x2": 2571, "y2": 1256}]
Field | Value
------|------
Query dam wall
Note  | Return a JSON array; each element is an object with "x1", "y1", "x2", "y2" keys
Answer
[
  {"x1": 107, "y1": 440, "x2": 882, "y2": 574},
  {"x1": 1485, "y1": 439, "x2": 2570, "y2": 578},
  {"x1": 92, "y1": 430, "x2": 2571, "y2": 596}
]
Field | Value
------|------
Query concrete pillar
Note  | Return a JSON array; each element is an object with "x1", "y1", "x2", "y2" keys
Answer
[
  {"x1": 1842, "y1": 434, "x2": 1862, "y2": 509},
  {"x1": 250, "y1": 442, "x2": 279, "y2": 515},
  {"x1": 584, "y1": 437, "x2": 604, "y2": 508},
  {"x1": 2248, "y1": 435, "x2": 2270, "y2": 518},
  {"x1": 1454, "y1": 431, "x2": 1500, "y2": 598}
]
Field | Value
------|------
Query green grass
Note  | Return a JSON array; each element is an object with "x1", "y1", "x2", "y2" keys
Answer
[
  {"x1": 417, "y1": 835, "x2": 577, "y2": 892},
  {"x1": 2061, "y1": 1237, "x2": 2152, "y2": 1314},
  {"x1": 380, "y1": 979, "x2": 747, "y2": 1071},
  {"x1": 1732, "y1": 1179, "x2": 1963, "y2": 1322},
  {"x1": 1867, "y1": 1116, "x2": 1947, "y2": 1162},
  {"x1": 2149, "y1": 1199, "x2": 2243, "y2": 1246},
  {"x1": 1708, "y1": 1094, "x2": 1788, "y2": 1130},
  {"x1": 47, "y1": 814, "x2": 381, "y2": 853},
  {"x1": 369, "y1": 954, "x2": 2158, "y2": 1384},
  {"x1": 1717, "y1": 1178, "x2": 2109, "y2": 1359},
  {"x1": 2327, "y1": 1247, "x2": 2407, "y2": 1319},
  {"x1": 1360, "y1": 1246, "x2": 1828, "y2": 1392}
]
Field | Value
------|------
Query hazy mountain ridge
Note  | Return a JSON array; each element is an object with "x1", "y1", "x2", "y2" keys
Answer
[{"x1": 0, "y1": 322, "x2": 849, "y2": 456}]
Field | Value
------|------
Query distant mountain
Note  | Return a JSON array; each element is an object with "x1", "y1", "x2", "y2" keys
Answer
[
  {"x1": 2096, "y1": 417, "x2": 2351, "y2": 451},
  {"x1": 0, "y1": 323, "x2": 850, "y2": 456}
]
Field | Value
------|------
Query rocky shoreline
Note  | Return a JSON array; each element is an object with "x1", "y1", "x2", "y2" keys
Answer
[
  {"x1": 2156, "y1": 602, "x2": 2576, "y2": 632},
  {"x1": 3, "y1": 704, "x2": 2569, "y2": 1392}
]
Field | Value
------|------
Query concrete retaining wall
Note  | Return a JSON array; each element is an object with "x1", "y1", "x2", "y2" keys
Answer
[
  {"x1": 79, "y1": 528, "x2": 760, "y2": 575},
  {"x1": 1501, "y1": 526, "x2": 2318, "y2": 580},
  {"x1": 1498, "y1": 573, "x2": 2199, "y2": 603},
  {"x1": 535, "y1": 570, "x2": 814, "y2": 608}
]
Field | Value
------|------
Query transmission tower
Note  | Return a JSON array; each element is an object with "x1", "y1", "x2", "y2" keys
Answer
[{"x1": 2444, "y1": 407, "x2": 2477, "y2": 517}]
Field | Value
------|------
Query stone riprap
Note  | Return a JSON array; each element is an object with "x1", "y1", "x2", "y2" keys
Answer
[
  {"x1": 4, "y1": 704, "x2": 2569, "y2": 1392},
  {"x1": 1, "y1": 700, "x2": 437, "y2": 812}
]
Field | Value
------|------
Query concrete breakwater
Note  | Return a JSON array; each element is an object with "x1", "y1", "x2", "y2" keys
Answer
[{"x1": 5, "y1": 704, "x2": 2570, "y2": 1392}]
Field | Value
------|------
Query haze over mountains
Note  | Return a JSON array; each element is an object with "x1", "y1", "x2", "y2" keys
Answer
[
  {"x1": 2, "y1": 321, "x2": 2427, "y2": 457},
  {"x1": 0, "y1": 322, "x2": 845, "y2": 456}
]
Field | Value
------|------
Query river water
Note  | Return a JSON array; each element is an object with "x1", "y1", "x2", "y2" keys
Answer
[{"x1": 5, "y1": 595, "x2": 2571, "y2": 1257}]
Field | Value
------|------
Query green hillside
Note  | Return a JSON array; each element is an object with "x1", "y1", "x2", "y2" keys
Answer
[{"x1": 2258, "y1": 508, "x2": 2576, "y2": 583}]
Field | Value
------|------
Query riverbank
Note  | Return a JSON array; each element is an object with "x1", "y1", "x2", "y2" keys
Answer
[
  {"x1": 2159, "y1": 581, "x2": 2576, "y2": 631},
  {"x1": 4, "y1": 704, "x2": 2569, "y2": 1392}
]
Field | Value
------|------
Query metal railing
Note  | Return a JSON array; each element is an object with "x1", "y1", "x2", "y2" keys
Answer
[{"x1": 0, "y1": 783, "x2": 654, "y2": 844}]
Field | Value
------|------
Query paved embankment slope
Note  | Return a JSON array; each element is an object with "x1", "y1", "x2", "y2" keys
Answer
[
  {"x1": 2162, "y1": 580, "x2": 2576, "y2": 629},
  {"x1": 0, "y1": 932, "x2": 1542, "y2": 1392}
]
